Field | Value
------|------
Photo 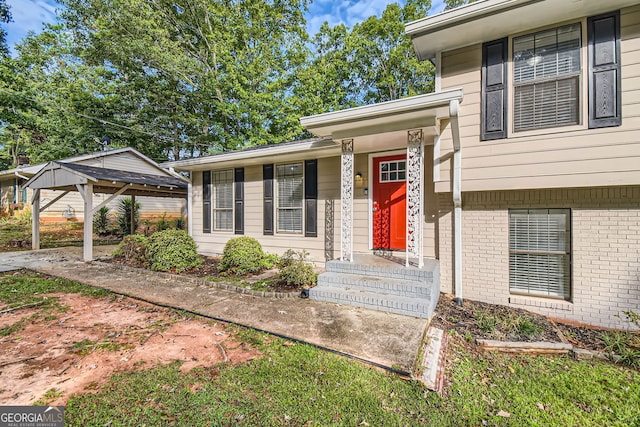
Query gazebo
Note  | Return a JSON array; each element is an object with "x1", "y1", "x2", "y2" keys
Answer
[{"x1": 25, "y1": 161, "x2": 188, "y2": 261}]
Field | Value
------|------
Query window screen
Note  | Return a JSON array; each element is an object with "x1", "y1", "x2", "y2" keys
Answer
[
  {"x1": 213, "y1": 170, "x2": 233, "y2": 231},
  {"x1": 513, "y1": 24, "x2": 581, "y2": 131},
  {"x1": 276, "y1": 163, "x2": 303, "y2": 233},
  {"x1": 509, "y1": 209, "x2": 571, "y2": 299}
]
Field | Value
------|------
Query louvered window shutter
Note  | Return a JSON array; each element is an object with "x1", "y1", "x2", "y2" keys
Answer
[
  {"x1": 304, "y1": 159, "x2": 318, "y2": 237},
  {"x1": 588, "y1": 11, "x2": 621, "y2": 128},
  {"x1": 481, "y1": 38, "x2": 508, "y2": 140},
  {"x1": 509, "y1": 209, "x2": 571, "y2": 299},
  {"x1": 263, "y1": 164, "x2": 274, "y2": 235},
  {"x1": 202, "y1": 171, "x2": 211, "y2": 234},
  {"x1": 234, "y1": 168, "x2": 244, "y2": 235}
]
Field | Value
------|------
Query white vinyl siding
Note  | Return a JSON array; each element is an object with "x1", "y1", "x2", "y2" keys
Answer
[
  {"x1": 276, "y1": 163, "x2": 303, "y2": 233},
  {"x1": 513, "y1": 23, "x2": 581, "y2": 131},
  {"x1": 509, "y1": 209, "x2": 571, "y2": 299},
  {"x1": 213, "y1": 170, "x2": 233, "y2": 231}
]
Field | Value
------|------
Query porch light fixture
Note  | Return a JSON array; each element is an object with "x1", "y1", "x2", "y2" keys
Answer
[{"x1": 355, "y1": 172, "x2": 362, "y2": 180}]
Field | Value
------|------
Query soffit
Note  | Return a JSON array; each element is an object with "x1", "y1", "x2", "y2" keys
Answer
[{"x1": 407, "y1": 0, "x2": 639, "y2": 60}]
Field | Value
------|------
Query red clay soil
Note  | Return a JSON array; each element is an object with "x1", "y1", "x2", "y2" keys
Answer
[{"x1": 0, "y1": 294, "x2": 262, "y2": 406}]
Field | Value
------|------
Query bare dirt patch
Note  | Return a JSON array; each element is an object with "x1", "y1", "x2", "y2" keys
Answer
[{"x1": 0, "y1": 293, "x2": 262, "y2": 406}]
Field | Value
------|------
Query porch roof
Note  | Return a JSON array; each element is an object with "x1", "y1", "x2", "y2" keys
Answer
[
  {"x1": 406, "y1": 0, "x2": 639, "y2": 61},
  {"x1": 300, "y1": 89, "x2": 463, "y2": 146},
  {"x1": 25, "y1": 161, "x2": 187, "y2": 198}
]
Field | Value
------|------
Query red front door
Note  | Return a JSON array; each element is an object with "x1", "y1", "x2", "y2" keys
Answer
[{"x1": 373, "y1": 154, "x2": 406, "y2": 250}]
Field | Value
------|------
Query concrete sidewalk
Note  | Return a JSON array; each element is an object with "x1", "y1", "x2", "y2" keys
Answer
[{"x1": 0, "y1": 247, "x2": 428, "y2": 374}]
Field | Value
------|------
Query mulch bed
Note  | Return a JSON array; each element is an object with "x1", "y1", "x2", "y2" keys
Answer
[
  {"x1": 431, "y1": 293, "x2": 608, "y2": 351},
  {"x1": 107, "y1": 255, "x2": 302, "y2": 293}
]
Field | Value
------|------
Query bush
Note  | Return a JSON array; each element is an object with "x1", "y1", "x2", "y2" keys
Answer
[
  {"x1": 117, "y1": 197, "x2": 141, "y2": 236},
  {"x1": 112, "y1": 235, "x2": 149, "y2": 266},
  {"x1": 174, "y1": 217, "x2": 186, "y2": 230},
  {"x1": 93, "y1": 206, "x2": 111, "y2": 236},
  {"x1": 219, "y1": 237, "x2": 275, "y2": 275},
  {"x1": 277, "y1": 249, "x2": 317, "y2": 288},
  {"x1": 156, "y1": 213, "x2": 172, "y2": 232},
  {"x1": 146, "y1": 229, "x2": 202, "y2": 273}
]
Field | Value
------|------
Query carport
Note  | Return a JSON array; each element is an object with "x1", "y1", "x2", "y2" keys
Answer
[{"x1": 24, "y1": 161, "x2": 188, "y2": 261}]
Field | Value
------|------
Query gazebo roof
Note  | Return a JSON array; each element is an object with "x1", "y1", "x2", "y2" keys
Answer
[{"x1": 25, "y1": 161, "x2": 187, "y2": 198}]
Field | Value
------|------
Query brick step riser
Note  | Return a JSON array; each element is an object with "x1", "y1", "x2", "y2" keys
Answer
[
  {"x1": 317, "y1": 275, "x2": 433, "y2": 298},
  {"x1": 325, "y1": 263, "x2": 435, "y2": 282},
  {"x1": 309, "y1": 289, "x2": 432, "y2": 319}
]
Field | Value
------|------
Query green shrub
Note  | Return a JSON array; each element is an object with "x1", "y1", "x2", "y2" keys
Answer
[
  {"x1": 174, "y1": 217, "x2": 186, "y2": 230},
  {"x1": 219, "y1": 237, "x2": 274, "y2": 275},
  {"x1": 601, "y1": 310, "x2": 640, "y2": 368},
  {"x1": 117, "y1": 197, "x2": 141, "y2": 236},
  {"x1": 112, "y1": 235, "x2": 149, "y2": 265},
  {"x1": 156, "y1": 213, "x2": 171, "y2": 232},
  {"x1": 93, "y1": 206, "x2": 111, "y2": 236},
  {"x1": 146, "y1": 229, "x2": 202, "y2": 273},
  {"x1": 277, "y1": 249, "x2": 317, "y2": 288}
]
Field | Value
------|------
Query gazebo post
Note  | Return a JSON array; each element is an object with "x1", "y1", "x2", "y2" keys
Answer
[
  {"x1": 131, "y1": 194, "x2": 136, "y2": 234},
  {"x1": 81, "y1": 183, "x2": 93, "y2": 262},
  {"x1": 31, "y1": 189, "x2": 41, "y2": 250}
]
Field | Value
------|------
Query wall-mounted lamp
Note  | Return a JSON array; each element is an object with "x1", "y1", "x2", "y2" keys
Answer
[{"x1": 355, "y1": 172, "x2": 363, "y2": 180}]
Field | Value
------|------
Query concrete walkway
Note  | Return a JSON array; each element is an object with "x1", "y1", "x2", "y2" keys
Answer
[{"x1": 0, "y1": 247, "x2": 429, "y2": 374}]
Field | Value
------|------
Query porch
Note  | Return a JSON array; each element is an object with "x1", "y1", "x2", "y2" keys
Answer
[
  {"x1": 301, "y1": 88, "x2": 464, "y2": 318},
  {"x1": 311, "y1": 254, "x2": 440, "y2": 319}
]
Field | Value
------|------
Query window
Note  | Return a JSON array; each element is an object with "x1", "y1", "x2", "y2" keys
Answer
[
  {"x1": 480, "y1": 11, "x2": 620, "y2": 140},
  {"x1": 513, "y1": 24, "x2": 581, "y2": 131},
  {"x1": 509, "y1": 209, "x2": 571, "y2": 299},
  {"x1": 276, "y1": 163, "x2": 303, "y2": 233},
  {"x1": 212, "y1": 170, "x2": 233, "y2": 231},
  {"x1": 379, "y1": 160, "x2": 406, "y2": 182}
]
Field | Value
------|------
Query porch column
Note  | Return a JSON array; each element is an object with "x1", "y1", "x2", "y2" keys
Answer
[
  {"x1": 406, "y1": 129, "x2": 424, "y2": 268},
  {"x1": 340, "y1": 139, "x2": 354, "y2": 262},
  {"x1": 31, "y1": 189, "x2": 41, "y2": 250}
]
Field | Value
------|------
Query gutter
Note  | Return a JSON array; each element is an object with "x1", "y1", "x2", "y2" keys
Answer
[
  {"x1": 449, "y1": 99, "x2": 463, "y2": 305},
  {"x1": 14, "y1": 170, "x2": 30, "y2": 181}
]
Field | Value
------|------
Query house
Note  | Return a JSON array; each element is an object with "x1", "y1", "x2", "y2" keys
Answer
[
  {"x1": 166, "y1": 0, "x2": 640, "y2": 330},
  {"x1": 1, "y1": 148, "x2": 186, "y2": 221}
]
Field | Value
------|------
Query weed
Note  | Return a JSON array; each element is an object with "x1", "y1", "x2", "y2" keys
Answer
[
  {"x1": 0, "y1": 318, "x2": 26, "y2": 337},
  {"x1": 33, "y1": 388, "x2": 63, "y2": 405},
  {"x1": 476, "y1": 312, "x2": 497, "y2": 334},
  {"x1": 517, "y1": 317, "x2": 544, "y2": 338}
]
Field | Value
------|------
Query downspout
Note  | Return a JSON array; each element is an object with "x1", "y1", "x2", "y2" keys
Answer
[
  {"x1": 14, "y1": 171, "x2": 30, "y2": 181},
  {"x1": 14, "y1": 171, "x2": 30, "y2": 204},
  {"x1": 449, "y1": 99, "x2": 463, "y2": 305}
]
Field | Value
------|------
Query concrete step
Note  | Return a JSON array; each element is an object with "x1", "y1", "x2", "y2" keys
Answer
[
  {"x1": 309, "y1": 284, "x2": 433, "y2": 319},
  {"x1": 325, "y1": 258, "x2": 439, "y2": 283},
  {"x1": 318, "y1": 271, "x2": 433, "y2": 299}
]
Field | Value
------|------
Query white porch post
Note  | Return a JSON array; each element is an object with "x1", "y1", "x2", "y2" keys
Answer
[
  {"x1": 340, "y1": 139, "x2": 354, "y2": 262},
  {"x1": 406, "y1": 129, "x2": 424, "y2": 268},
  {"x1": 31, "y1": 189, "x2": 41, "y2": 250},
  {"x1": 77, "y1": 183, "x2": 94, "y2": 262}
]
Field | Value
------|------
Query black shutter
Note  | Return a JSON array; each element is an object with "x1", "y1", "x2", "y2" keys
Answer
[
  {"x1": 588, "y1": 11, "x2": 621, "y2": 128},
  {"x1": 202, "y1": 171, "x2": 211, "y2": 234},
  {"x1": 263, "y1": 164, "x2": 274, "y2": 235},
  {"x1": 481, "y1": 38, "x2": 508, "y2": 140},
  {"x1": 234, "y1": 168, "x2": 244, "y2": 235},
  {"x1": 304, "y1": 159, "x2": 318, "y2": 237}
]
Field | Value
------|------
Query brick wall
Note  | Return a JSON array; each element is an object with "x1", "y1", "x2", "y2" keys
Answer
[{"x1": 437, "y1": 187, "x2": 640, "y2": 330}]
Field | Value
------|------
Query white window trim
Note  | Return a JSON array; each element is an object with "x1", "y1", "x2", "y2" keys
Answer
[
  {"x1": 507, "y1": 18, "x2": 589, "y2": 139},
  {"x1": 275, "y1": 162, "x2": 304, "y2": 235},
  {"x1": 212, "y1": 169, "x2": 234, "y2": 232},
  {"x1": 508, "y1": 208, "x2": 572, "y2": 301}
]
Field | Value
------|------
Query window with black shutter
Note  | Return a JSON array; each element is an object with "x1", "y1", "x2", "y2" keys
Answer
[{"x1": 482, "y1": 38, "x2": 508, "y2": 140}]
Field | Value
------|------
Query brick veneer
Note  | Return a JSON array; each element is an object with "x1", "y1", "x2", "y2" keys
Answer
[{"x1": 437, "y1": 186, "x2": 640, "y2": 330}]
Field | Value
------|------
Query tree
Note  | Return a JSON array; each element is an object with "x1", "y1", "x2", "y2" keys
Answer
[
  {"x1": 0, "y1": 0, "x2": 10, "y2": 56},
  {"x1": 444, "y1": 0, "x2": 478, "y2": 10}
]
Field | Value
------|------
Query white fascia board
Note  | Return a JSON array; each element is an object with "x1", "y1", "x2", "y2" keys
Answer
[
  {"x1": 300, "y1": 88, "x2": 464, "y2": 137},
  {"x1": 406, "y1": 0, "x2": 534, "y2": 38},
  {"x1": 163, "y1": 139, "x2": 339, "y2": 171}
]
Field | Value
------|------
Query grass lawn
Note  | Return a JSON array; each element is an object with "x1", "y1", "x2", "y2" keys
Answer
[{"x1": 1, "y1": 273, "x2": 638, "y2": 426}]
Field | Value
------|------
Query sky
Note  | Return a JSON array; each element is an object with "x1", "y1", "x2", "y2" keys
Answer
[{"x1": 3, "y1": 0, "x2": 447, "y2": 55}]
